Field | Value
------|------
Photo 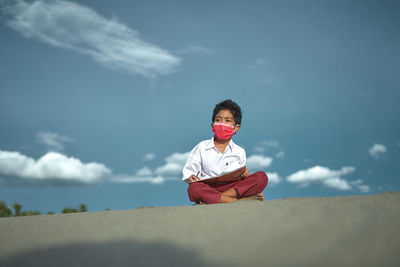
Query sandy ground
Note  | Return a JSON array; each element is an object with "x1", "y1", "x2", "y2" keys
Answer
[{"x1": 0, "y1": 192, "x2": 399, "y2": 267}]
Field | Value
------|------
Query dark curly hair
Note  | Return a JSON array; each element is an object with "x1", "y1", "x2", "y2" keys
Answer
[{"x1": 212, "y1": 99, "x2": 242, "y2": 125}]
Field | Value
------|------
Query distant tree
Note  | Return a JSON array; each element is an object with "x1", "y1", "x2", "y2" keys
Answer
[
  {"x1": 62, "y1": 207, "x2": 78, "y2": 213},
  {"x1": 79, "y1": 204, "x2": 87, "y2": 212},
  {"x1": 62, "y1": 203, "x2": 87, "y2": 213},
  {"x1": 0, "y1": 202, "x2": 89, "y2": 216},
  {"x1": 21, "y1": 211, "x2": 41, "y2": 216},
  {"x1": 0, "y1": 201, "x2": 13, "y2": 217},
  {"x1": 13, "y1": 201, "x2": 22, "y2": 216}
]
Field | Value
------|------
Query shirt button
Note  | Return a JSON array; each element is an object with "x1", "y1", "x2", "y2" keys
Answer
[{"x1": 226, "y1": 162, "x2": 228, "y2": 166}]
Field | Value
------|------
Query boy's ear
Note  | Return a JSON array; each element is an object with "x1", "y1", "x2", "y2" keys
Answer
[{"x1": 234, "y1": 124, "x2": 241, "y2": 132}]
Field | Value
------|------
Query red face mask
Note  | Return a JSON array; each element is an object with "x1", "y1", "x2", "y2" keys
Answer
[{"x1": 212, "y1": 122, "x2": 236, "y2": 140}]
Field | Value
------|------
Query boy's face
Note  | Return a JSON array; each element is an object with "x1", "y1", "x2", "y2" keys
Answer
[{"x1": 211, "y1": 109, "x2": 241, "y2": 133}]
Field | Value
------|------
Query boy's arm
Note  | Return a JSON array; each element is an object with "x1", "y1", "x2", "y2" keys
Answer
[
  {"x1": 240, "y1": 149, "x2": 249, "y2": 177},
  {"x1": 182, "y1": 158, "x2": 201, "y2": 183},
  {"x1": 182, "y1": 144, "x2": 202, "y2": 183}
]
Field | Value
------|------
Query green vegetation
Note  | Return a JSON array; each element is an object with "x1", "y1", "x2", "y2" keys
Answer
[
  {"x1": 0, "y1": 201, "x2": 89, "y2": 217},
  {"x1": 0, "y1": 202, "x2": 12, "y2": 217},
  {"x1": 62, "y1": 203, "x2": 87, "y2": 213}
]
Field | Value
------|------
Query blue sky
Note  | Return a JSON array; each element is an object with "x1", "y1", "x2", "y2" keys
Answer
[{"x1": 1, "y1": 0, "x2": 399, "y2": 214}]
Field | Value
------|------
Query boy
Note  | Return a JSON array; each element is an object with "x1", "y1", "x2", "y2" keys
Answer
[{"x1": 182, "y1": 99, "x2": 268, "y2": 204}]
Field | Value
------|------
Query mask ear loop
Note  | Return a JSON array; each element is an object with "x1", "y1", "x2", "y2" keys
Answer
[{"x1": 233, "y1": 124, "x2": 238, "y2": 134}]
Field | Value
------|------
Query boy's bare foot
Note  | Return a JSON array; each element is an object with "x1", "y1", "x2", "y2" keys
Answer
[
  {"x1": 220, "y1": 188, "x2": 240, "y2": 203},
  {"x1": 239, "y1": 193, "x2": 264, "y2": 201}
]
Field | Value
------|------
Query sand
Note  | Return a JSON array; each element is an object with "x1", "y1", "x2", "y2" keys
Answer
[{"x1": 0, "y1": 191, "x2": 399, "y2": 267}]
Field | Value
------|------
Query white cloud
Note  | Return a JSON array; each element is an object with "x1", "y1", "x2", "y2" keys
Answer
[
  {"x1": 143, "y1": 153, "x2": 156, "y2": 161},
  {"x1": 36, "y1": 131, "x2": 73, "y2": 151},
  {"x1": 287, "y1": 165, "x2": 369, "y2": 192},
  {"x1": 135, "y1": 166, "x2": 153, "y2": 176},
  {"x1": 0, "y1": 150, "x2": 111, "y2": 185},
  {"x1": 247, "y1": 154, "x2": 273, "y2": 171},
  {"x1": 266, "y1": 172, "x2": 281, "y2": 185},
  {"x1": 110, "y1": 174, "x2": 165, "y2": 185},
  {"x1": 351, "y1": 179, "x2": 370, "y2": 193},
  {"x1": 112, "y1": 152, "x2": 189, "y2": 185},
  {"x1": 1, "y1": 147, "x2": 285, "y2": 188},
  {"x1": 322, "y1": 177, "x2": 352, "y2": 191},
  {"x1": 155, "y1": 152, "x2": 190, "y2": 176},
  {"x1": 3, "y1": 0, "x2": 181, "y2": 78},
  {"x1": 369, "y1": 143, "x2": 387, "y2": 158},
  {"x1": 0, "y1": 147, "x2": 192, "y2": 186}
]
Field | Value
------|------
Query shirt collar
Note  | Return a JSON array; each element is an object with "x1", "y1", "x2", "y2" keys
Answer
[{"x1": 206, "y1": 137, "x2": 235, "y2": 152}]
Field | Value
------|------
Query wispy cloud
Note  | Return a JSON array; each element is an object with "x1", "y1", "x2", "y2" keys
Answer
[
  {"x1": 252, "y1": 140, "x2": 284, "y2": 160},
  {"x1": 2, "y1": 0, "x2": 181, "y2": 78},
  {"x1": 135, "y1": 166, "x2": 153, "y2": 176},
  {"x1": 36, "y1": 131, "x2": 73, "y2": 152},
  {"x1": 369, "y1": 143, "x2": 387, "y2": 158},
  {"x1": 287, "y1": 165, "x2": 370, "y2": 192},
  {"x1": 143, "y1": 152, "x2": 156, "y2": 161},
  {"x1": 252, "y1": 140, "x2": 280, "y2": 153},
  {"x1": 175, "y1": 45, "x2": 214, "y2": 55},
  {"x1": 247, "y1": 58, "x2": 274, "y2": 84},
  {"x1": 351, "y1": 179, "x2": 370, "y2": 193},
  {"x1": 275, "y1": 151, "x2": 285, "y2": 159},
  {"x1": 250, "y1": 58, "x2": 268, "y2": 69}
]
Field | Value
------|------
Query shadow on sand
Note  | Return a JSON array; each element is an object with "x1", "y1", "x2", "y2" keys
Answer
[{"x1": 0, "y1": 239, "x2": 226, "y2": 267}]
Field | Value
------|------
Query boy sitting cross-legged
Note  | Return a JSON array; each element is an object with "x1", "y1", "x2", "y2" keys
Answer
[{"x1": 182, "y1": 99, "x2": 268, "y2": 204}]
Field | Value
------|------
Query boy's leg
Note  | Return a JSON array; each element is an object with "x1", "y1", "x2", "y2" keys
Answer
[
  {"x1": 215, "y1": 171, "x2": 268, "y2": 201},
  {"x1": 187, "y1": 182, "x2": 222, "y2": 204},
  {"x1": 233, "y1": 171, "x2": 268, "y2": 198},
  {"x1": 188, "y1": 171, "x2": 268, "y2": 204}
]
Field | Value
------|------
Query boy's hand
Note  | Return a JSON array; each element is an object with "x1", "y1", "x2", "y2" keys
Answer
[
  {"x1": 188, "y1": 174, "x2": 201, "y2": 183},
  {"x1": 242, "y1": 168, "x2": 250, "y2": 178}
]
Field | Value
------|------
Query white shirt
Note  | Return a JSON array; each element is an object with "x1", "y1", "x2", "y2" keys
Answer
[{"x1": 182, "y1": 137, "x2": 246, "y2": 183}]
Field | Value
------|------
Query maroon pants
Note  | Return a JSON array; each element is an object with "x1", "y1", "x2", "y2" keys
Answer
[{"x1": 187, "y1": 171, "x2": 268, "y2": 204}]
